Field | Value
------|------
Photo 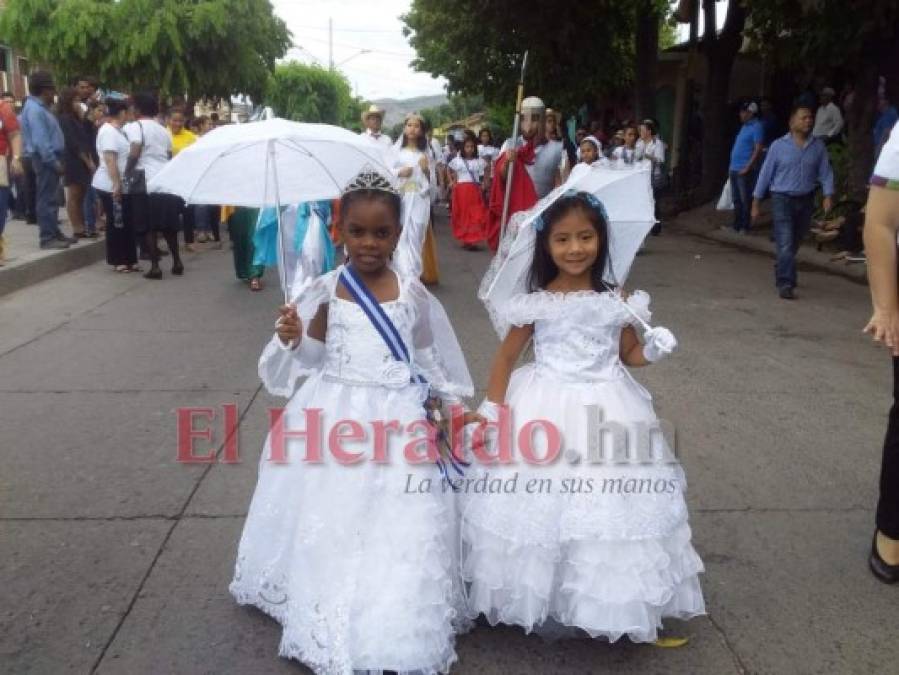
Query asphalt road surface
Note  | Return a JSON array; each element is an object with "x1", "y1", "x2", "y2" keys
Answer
[{"x1": 1, "y1": 210, "x2": 894, "y2": 674}]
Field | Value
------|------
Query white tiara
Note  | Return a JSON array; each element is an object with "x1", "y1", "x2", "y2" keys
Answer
[{"x1": 342, "y1": 165, "x2": 398, "y2": 196}]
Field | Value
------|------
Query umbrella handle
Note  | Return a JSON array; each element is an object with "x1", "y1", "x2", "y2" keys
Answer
[
  {"x1": 619, "y1": 297, "x2": 652, "y2": 333},
  {"x1": 269, "y1": 141, "x2": 290, "y2": 305},
  {"x1": 602, "y1": 282, "x2": 652, "y2": 333}
]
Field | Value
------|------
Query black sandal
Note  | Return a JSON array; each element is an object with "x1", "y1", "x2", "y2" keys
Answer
[{"x1": 870, "y1": 532, "x2": 899, "y2": 584}]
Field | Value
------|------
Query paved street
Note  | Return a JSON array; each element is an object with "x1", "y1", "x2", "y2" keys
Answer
[{"x1": 1, "y1": 209, "x2": 895, "y2": 675}]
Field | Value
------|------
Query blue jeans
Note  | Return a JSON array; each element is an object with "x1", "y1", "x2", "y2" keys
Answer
[
  {"x1": 730, "y1": 169, "x2": 756, "y2": 232},
  {"x1": 83, "y1": 185, "x2": 97, "y2": 234},
  {"x1": 771, "y1": 192, "x2": 815, "y2": 290},
  {"x1": 32, "y1": 156, "x2": 62, "y2": 244},
  {"x1": 0, "y1": 186, "x2": 9, "y2": 237}
]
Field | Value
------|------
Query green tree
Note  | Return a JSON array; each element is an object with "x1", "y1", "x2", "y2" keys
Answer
[
  {"x1": 634, "y1": 0, "x2": 668, "y2": 121},
  {"x1": 0, "y1": 0, "x2": 290, "y2": 101},
  {"x1": 263, "y1": 62, "x2": 362, "y2": 127},
  {"x1": 402, "y1": 0, "x2": 637, "y2": 111},
  {"x1": 697, "y1": 0, "x2": 747, "y2": 202},
  {"x1": 745, "y1": 0, "x2": 899, "y2": 199}
]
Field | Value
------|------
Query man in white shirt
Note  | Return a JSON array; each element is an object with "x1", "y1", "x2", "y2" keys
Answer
[
  {"x1": 812, "y1": 87, "x2": 844, "y2": 143},
  {"x1": 359, "y1": 104, "x2": 392, "y2": 150}
]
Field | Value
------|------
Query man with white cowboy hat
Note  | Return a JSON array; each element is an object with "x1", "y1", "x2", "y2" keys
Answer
[
  {"x1": 812, "y1": 86, "x2": 844, "y2": 143},
  {"x1": 360, "y1": 104, "x2": 392, "y2": 149}
]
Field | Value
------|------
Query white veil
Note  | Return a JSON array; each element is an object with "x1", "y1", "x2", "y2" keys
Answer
[{"x1": 479, "y1": 162, "x2": 657, "y2": 338}]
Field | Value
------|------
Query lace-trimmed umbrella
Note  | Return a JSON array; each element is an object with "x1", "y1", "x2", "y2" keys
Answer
[
  {"x1": 148, "y1": 118, "x2": 393, "y2": 302},
  {"x1": 479, "y1": 162, "x2": 658, "y2": 338}
]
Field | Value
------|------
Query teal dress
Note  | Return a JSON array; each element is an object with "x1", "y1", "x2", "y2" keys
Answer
[{"x1": 228, "y1": 208, "x2": 264, "y2": 280}]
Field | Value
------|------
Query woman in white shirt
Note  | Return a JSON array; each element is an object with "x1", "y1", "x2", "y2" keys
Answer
[
  {"x1": 448, "y1": 134, "x2": 488, "y2": 249},
  {"x1": 93, "y1": 98, "x2": 137, "y2": 273},
  {"x1": 123, "y1": 92, "x2": 181, "y2": 279},
  {"x1": 862, "y1": 120, "x2": 899, "y2": 584}
]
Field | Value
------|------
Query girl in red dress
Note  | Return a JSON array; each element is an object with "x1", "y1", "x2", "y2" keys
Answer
[{"x1": 448, "y1": 136, "x2": 489, "y2": 250}]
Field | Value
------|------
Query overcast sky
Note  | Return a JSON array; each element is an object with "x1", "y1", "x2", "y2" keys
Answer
[
  {"x1": 271, "y1": 0, "x2": 448, "y2": 101},
  {"x1": 269, "y1": 1, "x2": 728, "y2": 102}
]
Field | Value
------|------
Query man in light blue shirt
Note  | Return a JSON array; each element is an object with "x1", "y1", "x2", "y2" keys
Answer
[
  {"x1": 728, "y1": 101, "x2": 765, "y2": 233},
  {"x1": 752, "y1": 104, "x2": 834, "y2": 299},
  {"x1": 20, "y1": 70, "x2": 71, "y2": 249}
]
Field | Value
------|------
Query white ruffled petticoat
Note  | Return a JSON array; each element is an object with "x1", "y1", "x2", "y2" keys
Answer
[
  {"x1": 461, "y1": 290, "x2": 705, "y2": 643},
  {"x1": 231, "y1": 268, "x2": 474, "y2": 674}
]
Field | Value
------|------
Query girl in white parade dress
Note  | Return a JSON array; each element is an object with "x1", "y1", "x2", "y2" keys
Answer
[
  {"x1": 230, "y1": 169, "x2": 476, "y2": 674},
  {"x1": 391, "y1": 113, "x2": 432, "y2": 280},
  {"x1": 462, "y1": 191, "x2": 705, "y2": 643}
]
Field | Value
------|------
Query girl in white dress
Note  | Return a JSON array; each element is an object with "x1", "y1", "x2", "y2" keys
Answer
[
  {"x1": 462, "y1": 190, "x2": 705, "y2": 643},
  {"x1": 230, "y1": 169, "x2": 475, "y2": 674},
  {"x1": 391, "y1": 113, "x2": 432, "y2": 279}
]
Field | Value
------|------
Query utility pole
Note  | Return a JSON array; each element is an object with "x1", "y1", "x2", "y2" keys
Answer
[{"x1": 329, "y1": 17, "x2": 334, "y2": 70}]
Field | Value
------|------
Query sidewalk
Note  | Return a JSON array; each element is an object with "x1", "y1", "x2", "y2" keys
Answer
[
  {"x1": 0, "y1": 212, "x2": 106, "y2": 297},
  {"x1": 669, "y1": 201, "x2": 868, "y2": 284}
]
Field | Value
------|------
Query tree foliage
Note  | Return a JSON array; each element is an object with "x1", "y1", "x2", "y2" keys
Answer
[
  {"x1": 744, "y1": 0, "x2": 899, "y2": 198},
  {"x1": 744, "y1": 0, "x2": 899, "y2": 74},
  {"x1": 402, "y1": 0, "x2": 639, "y2": 110},
  {"x1": 263, "y1": 62, "x2": 362, "y2": 127},
  {"x1": 0, "y1": 0, "x2": 290, "y2": 100}
]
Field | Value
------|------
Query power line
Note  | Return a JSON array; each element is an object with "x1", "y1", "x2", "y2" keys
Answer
[
  {"x1": 296, "y1": 35, "x2": 415, "y2": 59},
  {"x1": 288, "y1": 24, "x2": 403, "y2": 34}
]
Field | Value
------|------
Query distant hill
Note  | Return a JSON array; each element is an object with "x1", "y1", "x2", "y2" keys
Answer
[{"x1": 372, "y1": 94, "x2": 448, "y2": 126}]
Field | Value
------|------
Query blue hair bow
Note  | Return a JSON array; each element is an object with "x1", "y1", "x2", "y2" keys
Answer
[{"x1": 533, "y1": 189, "x2": 610, "y2": 232}]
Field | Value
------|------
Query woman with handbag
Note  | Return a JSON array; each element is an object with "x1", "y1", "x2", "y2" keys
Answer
[
  {"x1": 123, "y1": 92, "x2": 183, "y2": 280},
  {"x1": 93, "y1": 98, "x2": 138, "y2": 272}
]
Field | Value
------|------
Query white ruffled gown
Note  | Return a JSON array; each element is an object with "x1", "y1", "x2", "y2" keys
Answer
[
  {"x1": 231, "y1": 267, "x2": 474, "y2": 674},
  {"x1": 461, "y1": 290, "x2": 705, "y2": 643},
  {"x1": 392, "y1": 147, "x2": 431, "y2": 278}
]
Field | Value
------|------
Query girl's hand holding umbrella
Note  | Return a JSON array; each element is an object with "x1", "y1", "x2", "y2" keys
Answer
[{"x1": 276, "y1": 304, "x2": 301, "y2": 348}]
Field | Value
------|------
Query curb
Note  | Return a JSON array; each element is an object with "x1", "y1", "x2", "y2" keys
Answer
[
  {"x1": 671, "y1": 207, "x2": 868, "y2": 285},
  {"x1": 0, "y1": 238, "x2": 107, "y2": 298}
]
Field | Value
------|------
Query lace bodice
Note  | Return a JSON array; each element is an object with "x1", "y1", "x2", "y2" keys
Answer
[
  {"x1": 322, "y1": 296, "x2": 418, "y2": 388},
  {"x1": 257, "y1": 267, "x2": 474, "y2": 400},
  {"x1": 504, "y1": 290, "x2": 651, "y2": 382}
]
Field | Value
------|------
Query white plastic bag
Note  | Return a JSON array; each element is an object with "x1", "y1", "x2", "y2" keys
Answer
[{"x1": 716, "y1": 178, "x2": 734, "y2": 211}]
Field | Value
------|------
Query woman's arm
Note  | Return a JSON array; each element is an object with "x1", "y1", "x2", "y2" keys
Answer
[
  {"x1": 485, "y1": 324, "x2": 534, "y2": 403},
  {"x1": 103, "y1": 150, "x2": 122, "y2": 201},
  {"x1": 863, "y1": 186, "x2": 899, "y2": 355},
  {"x1": 80, "y1": 149, "x2": 95, "y2": 172}
]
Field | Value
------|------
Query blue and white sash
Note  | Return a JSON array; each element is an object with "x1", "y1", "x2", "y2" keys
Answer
[{"x1": 338, "y1": 265, "x2": 468, "y2": 484}]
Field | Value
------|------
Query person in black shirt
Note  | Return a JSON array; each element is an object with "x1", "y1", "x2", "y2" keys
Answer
[{"x1": 57, "y1": 86, "x2": 96, "y2": 238}]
